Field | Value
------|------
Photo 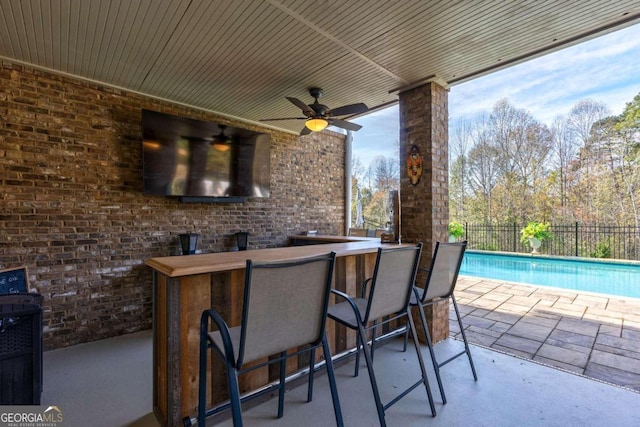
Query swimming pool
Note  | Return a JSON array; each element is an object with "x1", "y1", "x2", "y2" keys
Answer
[{"x1": 459, "y1": 251, "x2": 640, "y2": 298}]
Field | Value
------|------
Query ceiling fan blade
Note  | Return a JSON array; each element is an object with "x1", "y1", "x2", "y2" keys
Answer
[
  {"x1": 286, "y1": 97, "x2": 315, "y2": 115},
  {"x1": 329, "y1": 118, "x2": 362, "y2": 131},
  {"x1": 300, "y1": 126, "x2": 312, "y2": 136},
  {"x1": 260, "y1": 117, "x2": 307, "y2": 121},
  {"x1": 328, "y1": 103, "x2": 368, "y2": 117}
]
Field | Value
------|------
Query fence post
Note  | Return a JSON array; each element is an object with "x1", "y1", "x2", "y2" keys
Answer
[
  {"x1": 575, "y1": 222, "x2": 579, "y2": 257},
  {"x1": 465, "y1": 222, "x2": 468, "y2": 241},
  {"x1": 513, "y1": 222, "x2": 517, "y2": 253}
]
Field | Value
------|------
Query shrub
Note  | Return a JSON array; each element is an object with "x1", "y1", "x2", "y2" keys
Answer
[
  {"x1": 520, "y1": 222, "x2": 552, "y2": 244},
  {"x1": 448, "y1": 221, "x2": 465, "y2": 239},
  {"x1": 591, "y1": 240, "x2": 612, "y2": 258}
]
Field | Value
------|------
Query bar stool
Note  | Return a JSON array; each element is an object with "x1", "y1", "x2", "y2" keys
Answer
[
  {"x1": 193, "y1": 252, "x2": 343, "y2": 427},
  {"x1": 407, "y1": 240, "x2": 478, "y2": 404},
  {"x1": 327, "y1": 243, "x2": 436, "y2": 426}
]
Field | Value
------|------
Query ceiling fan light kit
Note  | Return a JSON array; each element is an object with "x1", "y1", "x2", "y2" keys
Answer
[
  {"x1": 260, "y1": 87, "x2": 368, "y2": 135},
  {"x1": 212, "y1": 142, "x2": 230, "y2": 152},
  {"x1": 305, "y1": 118, "x2": 328, "y2": 132},
  {"x1": 211, "y1": 124, "x2": 231, "y2": 151}
]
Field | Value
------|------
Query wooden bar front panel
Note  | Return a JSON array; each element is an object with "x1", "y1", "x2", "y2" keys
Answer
[
  {"x1": 179, "y1": 274, "x2": 212, "y2": 417},
  {"x1": 148, "y1": 241, "x2": 406, "y2": 426}
]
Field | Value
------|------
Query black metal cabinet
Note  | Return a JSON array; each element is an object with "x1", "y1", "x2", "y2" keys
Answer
[{"x1": 0, "y1": 294, "x2": 43, "y2": 405}]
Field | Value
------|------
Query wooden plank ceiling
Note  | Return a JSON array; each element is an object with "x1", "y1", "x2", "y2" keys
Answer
[{"x1": 1, "y1": 0, "x2": 639, "y2": 134}]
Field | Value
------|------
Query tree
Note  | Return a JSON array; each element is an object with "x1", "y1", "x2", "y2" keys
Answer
[
  {"x1": 607, "y1": 94, "x2": 640, "y2": 227},
  {"x1": 351, "y1": 153, "x2": 398, "y2": 229},
  {"x1": 449, "y1": 93, "x2": 640, "y2": 229},
  {"x1": 567, "y1": 99, "x2": 611, "y2": 221},
  {"x1": 550, "y1": 116, "x2": 579, "y2": 220},
  {"x1": 371, "y1": 155, "x2": 399, "y2": 193},
  {"x1": 362, "y1": 191, "x2": 390, "y2": 229},
  {"x1": 567, "y1": 99, "x2": 611, "y2": 146},
  {"x1": 486, "y1": 99, "x2": 551, "y2": 222},
  {"x1": 467, "y1": 137, "x2": 501, "y2": 222},
  {"x1": 614, "y1": 94, "x2": 640, "y2": 254},
  {"x1": 351, "y1": 156, "x2": 366, "y2": 184},
  {"x1": 450, "y1": 120, "x2": 474, "y2": 219}
]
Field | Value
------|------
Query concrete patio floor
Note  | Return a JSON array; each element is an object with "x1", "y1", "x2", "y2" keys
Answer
[
  {"x1": 39, "y1": 276, "x2": 640, "y2": 426},
  {"x1": 454, "y1": 275, "x2": 640, "y2": 392},
  {"x1": 42, "y1": 328, "x2": 640, "y2": 427}
]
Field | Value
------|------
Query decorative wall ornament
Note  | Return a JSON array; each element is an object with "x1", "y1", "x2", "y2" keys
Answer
[{"x1": 406, "y1": 144, "x2": 423, "y2": 185}]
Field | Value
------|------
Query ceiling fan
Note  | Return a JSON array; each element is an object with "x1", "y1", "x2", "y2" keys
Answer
[
  {"x1": 181, "y1": 124, "x2": 232, "y2": 152},
  {"x1": 261, "y1": 88, "x2": 368, "y2": 135},
  {"x1": 210, "y1": 124, "x2": 231, "y2": 152}
]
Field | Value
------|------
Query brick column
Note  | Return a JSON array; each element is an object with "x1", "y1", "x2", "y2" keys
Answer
[{"x1": 399, "y1": 82, "x2": 449, "y2": 343}]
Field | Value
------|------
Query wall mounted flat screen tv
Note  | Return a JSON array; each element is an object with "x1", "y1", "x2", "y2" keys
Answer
[{"x1": 142, "y1": 110, "x2": 270, "y2": 200}]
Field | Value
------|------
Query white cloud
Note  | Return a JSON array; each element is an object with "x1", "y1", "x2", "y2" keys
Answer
[
  {"x1": 450, "y1": 23, "x2": 640, "y2": 126},
  {"x1": 353, "y1": 23, "x2": 640, "y2": 166}
]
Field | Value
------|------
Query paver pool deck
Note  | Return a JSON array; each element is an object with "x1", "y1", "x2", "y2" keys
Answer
[{"x1": 452, "y1": 275, "x2": 640, "y2": 392}]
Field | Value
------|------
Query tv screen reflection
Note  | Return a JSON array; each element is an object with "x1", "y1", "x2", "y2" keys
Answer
[{"x1": 142, "y1": 110, "x2": 270, "y2": 198}]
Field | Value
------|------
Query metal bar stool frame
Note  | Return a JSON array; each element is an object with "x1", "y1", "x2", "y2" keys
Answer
[
  {"x1": 407, "y1": 240, "x2": 478, "y2": 404},
  {"x1": 327, "y1": 243, "x2": 437, "y2": 427},
  {"x1": 191, "y1": 252, "x2": 343, "y2": 427}
]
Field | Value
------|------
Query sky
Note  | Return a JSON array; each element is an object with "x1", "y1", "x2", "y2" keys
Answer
[{"x1": 351, "y1": 22, "x2": 640, "y2": 167}]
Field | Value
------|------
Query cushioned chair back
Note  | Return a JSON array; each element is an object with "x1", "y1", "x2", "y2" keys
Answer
[
  {"x1": 238, "y1": 253, "x2": 336, "y2": 365},
  {"x1": 421, "y1": 241, "x2": 466, "y2": 302},
  {"x1": 365, "y1": 244, "x2": 422, "y2": 322}
]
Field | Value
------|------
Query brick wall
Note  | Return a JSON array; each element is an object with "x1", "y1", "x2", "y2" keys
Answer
[
  {"x1": 399, "y1": 82, "x2": 450, "y2": 343},
  {"x1": 0, "y1": 62, "x2": 346, "y2": 350}
]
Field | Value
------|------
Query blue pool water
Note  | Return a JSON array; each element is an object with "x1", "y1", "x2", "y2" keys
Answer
[{"x1": 460, "y1": 251, "x2": 640, "y2": 298}]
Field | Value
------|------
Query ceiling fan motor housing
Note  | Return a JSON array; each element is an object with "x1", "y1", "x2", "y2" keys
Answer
[
  {"x1": 307, "y1": 88, "x2": 329, "y2": 117},
  {"x1": 308, "y1": 103, "x2": 329, "y2": 117},
  {"x1": 309, "y1": 87, "x2": 323, "y2": 99}
]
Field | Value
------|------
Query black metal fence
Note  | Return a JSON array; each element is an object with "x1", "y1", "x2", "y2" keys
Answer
[{"x1": 465, "y1": 222, "x2": 640, "y2": 261}]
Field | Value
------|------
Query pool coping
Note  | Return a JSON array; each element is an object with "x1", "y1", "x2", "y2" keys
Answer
[
  {"x1": 459, "y1": 273, "x2": 640, "y2": 302},
  {"x1": 467, "y1": 249, "x2": 640, "y2": 267}
]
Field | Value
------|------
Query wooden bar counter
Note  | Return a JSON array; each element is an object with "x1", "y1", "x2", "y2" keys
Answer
[{"x1": 146, "y1": 238, "x2": 406, "y2": 426}]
